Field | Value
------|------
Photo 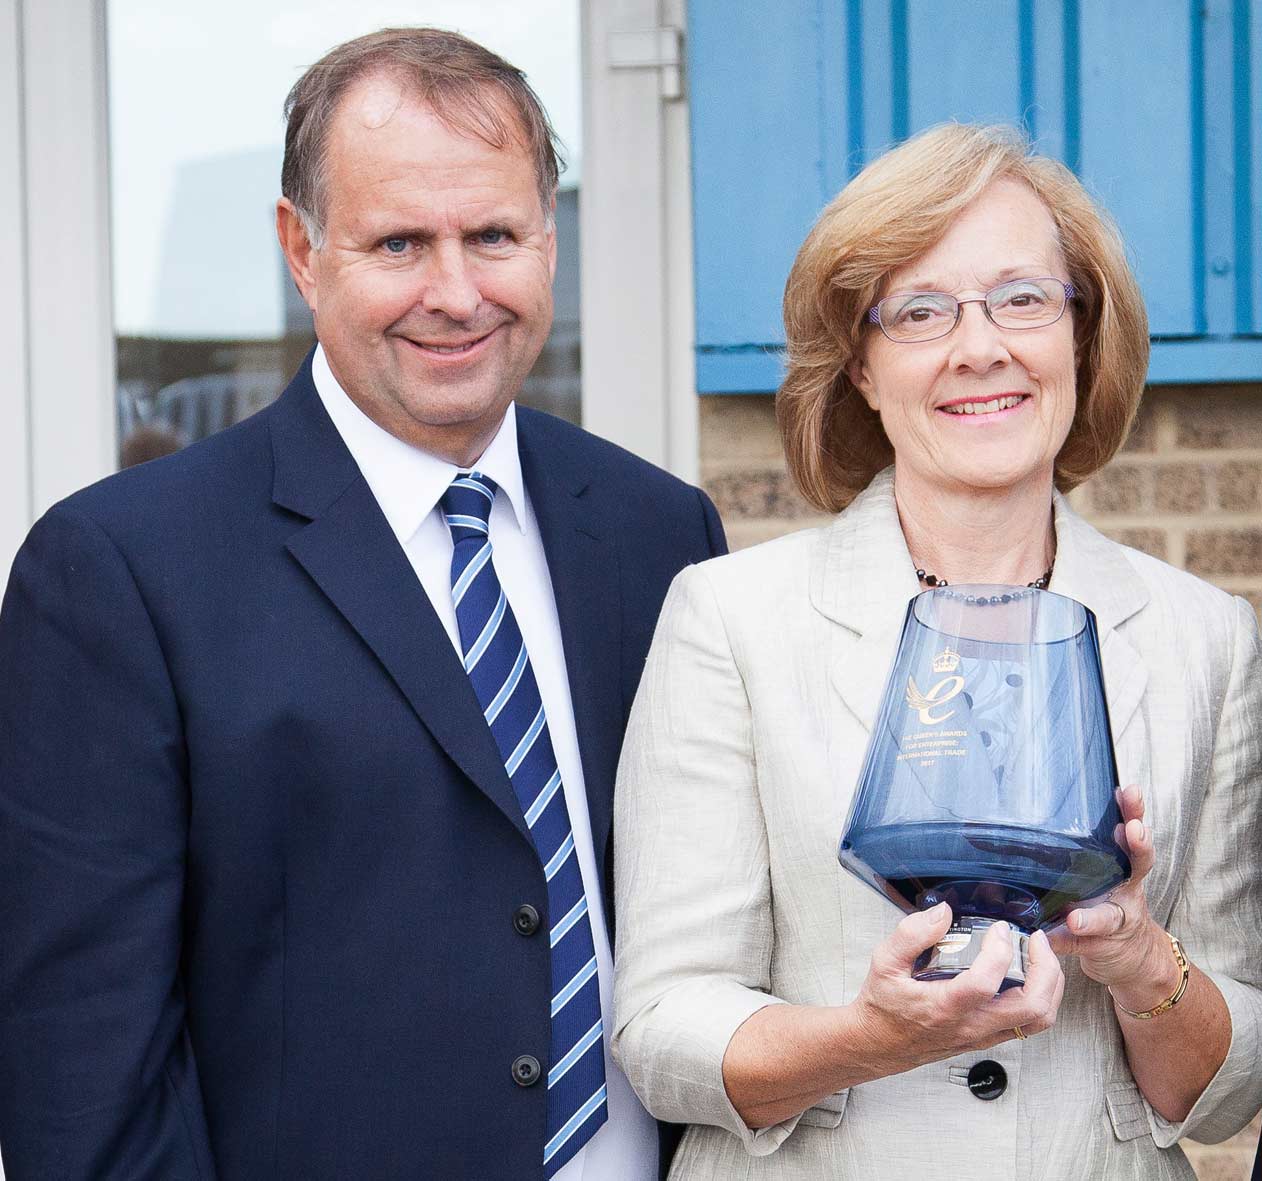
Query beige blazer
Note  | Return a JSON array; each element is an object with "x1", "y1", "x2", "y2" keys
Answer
[{"x1": 612, "y1": 469, "x2": 1262, "y2": 1180}]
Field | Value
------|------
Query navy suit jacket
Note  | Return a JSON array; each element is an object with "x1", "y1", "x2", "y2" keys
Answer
[{"x1": 0, "y1": 363, "x2": 725, "y2": 1179}]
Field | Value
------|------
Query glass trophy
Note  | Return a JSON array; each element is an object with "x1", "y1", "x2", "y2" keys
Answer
[{"x1": 838, "y1": 586, "x2": 1130, "y2": 990}]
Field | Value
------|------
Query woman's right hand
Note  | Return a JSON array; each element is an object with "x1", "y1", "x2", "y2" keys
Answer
[
  {"x1": 849, "y1": 902, "x2": 1064, "y2": 1074},
  {"x1": 722, "y1": 902, "x2": 1065, "y2": 1130}
]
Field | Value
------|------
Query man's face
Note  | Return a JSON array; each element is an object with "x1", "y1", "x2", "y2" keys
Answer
[{"x1": 279, "y1": 75, "x2": 556, "y2": 464}]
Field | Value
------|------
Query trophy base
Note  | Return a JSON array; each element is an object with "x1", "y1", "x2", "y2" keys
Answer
[{"x1": 913, "y1": 916, "x2": 1030, "y2": 992}]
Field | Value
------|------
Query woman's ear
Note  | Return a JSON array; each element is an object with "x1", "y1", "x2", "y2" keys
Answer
[{"x1": 847, "y1": 356, "x2": 879, "y2": 412}]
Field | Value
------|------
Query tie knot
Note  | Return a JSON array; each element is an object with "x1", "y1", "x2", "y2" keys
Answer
[{"x1": 441, "y1": 471, "x2": 498, "y2": 539}]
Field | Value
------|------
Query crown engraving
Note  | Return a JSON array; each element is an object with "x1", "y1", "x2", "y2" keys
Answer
[{"x1": 932, "y1": 647, "x2": 961, "y2": 674}]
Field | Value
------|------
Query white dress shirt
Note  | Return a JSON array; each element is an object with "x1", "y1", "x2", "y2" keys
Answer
[{"x1": 313, "y1": 347, "x2": 657, "y2": 1181}]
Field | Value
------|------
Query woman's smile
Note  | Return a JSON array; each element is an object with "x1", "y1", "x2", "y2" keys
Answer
[{"x1": 937, "y1": 392, "x2": 1030, "y2": 417}]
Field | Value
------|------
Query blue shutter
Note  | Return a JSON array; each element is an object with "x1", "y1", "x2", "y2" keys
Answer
[{"x1": 688, "y1": 0, "x2": 1262, "y2": 392}]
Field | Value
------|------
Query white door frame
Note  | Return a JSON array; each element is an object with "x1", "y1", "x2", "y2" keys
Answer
[
  {"x1": 0, "y1": 0, "x2": 33, "y2": 571},
  {"x1": 579, "y1": 0, "x2": 698, "y2": 481},
  {"x1": 1, "y1": 0, "x2": 115, "y2": 572}
]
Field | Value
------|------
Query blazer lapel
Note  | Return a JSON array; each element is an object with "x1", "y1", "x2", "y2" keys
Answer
[
  {"x1": 518, "y1": 411, "x2": 622, "y2": 885},
  {"x1": 812, "y1": 470, "x2": 923, "y2": 732},
  {"x1": 812, "y1": 474, "x2": 1151, "y2": 753},
  {"x1": 1049, "y1": 495, "x2": 1150, "y2": 750},
  {"x1": 269, "y1": 370, "x2": 531, "y2": 843}
]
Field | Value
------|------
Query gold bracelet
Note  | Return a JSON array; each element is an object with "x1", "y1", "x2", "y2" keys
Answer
[{"x1": 1109, "y1": 933, "x2": 1189, "y2": 1019}]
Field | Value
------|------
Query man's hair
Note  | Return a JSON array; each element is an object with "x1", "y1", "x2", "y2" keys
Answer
[
  {"x1": 777, "y1": 122, "x2": 1150, "y2": 512},
  {"x1": 281, "y1": 27, "x2": 563, "y2": 245}
]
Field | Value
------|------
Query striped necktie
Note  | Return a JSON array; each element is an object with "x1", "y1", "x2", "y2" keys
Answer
[{"x1": 441, "y1": 471, "x2": 608, "y2": 1177}]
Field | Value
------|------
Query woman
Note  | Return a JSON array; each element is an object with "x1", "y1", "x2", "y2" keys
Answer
[{"x1": 611, "y1": 123, "x2": 1262, "y2": 1179}]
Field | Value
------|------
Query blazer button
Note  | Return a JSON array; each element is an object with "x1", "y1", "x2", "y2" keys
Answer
[
  {"x1": 967, "y1": 1059, "x2": 1008, "y2": 1101},
  {"x1": 512, "y1": 1055, "x2": 542, "y2": 1087},
  {"x1": 513, "y1": 904, "x2": 541, "y2": 936}
]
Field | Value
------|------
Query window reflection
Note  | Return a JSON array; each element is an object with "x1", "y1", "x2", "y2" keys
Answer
[{"x1": 107, "y1": 3, "x2": 581, "y2": 469}]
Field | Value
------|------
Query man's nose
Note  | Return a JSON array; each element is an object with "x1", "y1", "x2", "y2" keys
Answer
[
  {"x1": 947, "y1": 300, "x2": 1011, "y2": 374},
  {"x1": 418, "y1": 241, "x2": 480, "y2": 321}
]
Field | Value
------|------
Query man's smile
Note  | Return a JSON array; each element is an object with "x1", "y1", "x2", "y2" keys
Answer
[{"x1": 397, "y1": 326, "x2": 500, "y2": 361}]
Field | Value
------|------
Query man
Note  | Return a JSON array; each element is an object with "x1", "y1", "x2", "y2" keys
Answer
[{"x1": 0, "y1": 29, "x2": 724, "y2": 1180}]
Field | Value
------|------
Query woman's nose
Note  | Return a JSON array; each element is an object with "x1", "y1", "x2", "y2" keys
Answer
[{"x1": 947, "y1": 300, "x2": 1012, "y2": 373}]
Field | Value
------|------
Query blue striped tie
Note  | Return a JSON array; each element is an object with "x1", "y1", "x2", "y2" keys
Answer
[{"x1": 441, "y1": 472, "x2": 608, "y2": 1176}]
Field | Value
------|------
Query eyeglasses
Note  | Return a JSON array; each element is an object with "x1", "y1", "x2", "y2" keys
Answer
[{"x1": 866, "y1": 278, "x2": 1075, "y2": 343}]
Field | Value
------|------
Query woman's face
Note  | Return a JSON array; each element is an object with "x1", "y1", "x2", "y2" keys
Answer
[{"x1": 849, "y1": 178, "x2": 1078, "y2": 497}]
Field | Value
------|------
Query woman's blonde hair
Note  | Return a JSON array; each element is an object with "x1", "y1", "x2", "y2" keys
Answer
[{"x1": 777, "y1": 123, "x2": 1149, "y2": 511}]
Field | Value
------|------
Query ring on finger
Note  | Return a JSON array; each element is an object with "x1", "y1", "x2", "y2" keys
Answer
[{"x1": 1013, "y1": 1025, "x2": 1027, "y2": 1040}]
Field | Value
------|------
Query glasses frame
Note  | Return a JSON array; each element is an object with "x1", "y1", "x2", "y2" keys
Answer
[{"x1": 866, "y1": 278, "x2": 1076, "y2": 344}]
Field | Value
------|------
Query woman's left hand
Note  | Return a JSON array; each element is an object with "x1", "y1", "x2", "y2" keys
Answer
[{"x1": 1047, "y1": 784, "x2": 1172, "y2": 994}]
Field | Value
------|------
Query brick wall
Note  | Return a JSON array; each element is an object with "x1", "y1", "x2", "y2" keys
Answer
[
  {"x1": 699, "y1": 386, "x2": 1262, "y2": 1180},
  {"x1": 1070, "y1": 387, "x2": 1262, "y2": 615},
  {"x1": 702, "y1": 386, "x2": 1262, "y2": 614}
]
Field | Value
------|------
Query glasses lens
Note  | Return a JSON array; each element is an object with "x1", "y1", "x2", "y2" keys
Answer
[
  {"x1": 986, "y1": 278, "x2": 1066, "y2": 329},
  {"x1": 879, "y1": 292, "x2": 959, "y2": 341}
]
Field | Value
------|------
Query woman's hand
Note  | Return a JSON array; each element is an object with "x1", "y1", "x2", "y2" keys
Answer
[
  {"x1": 849, "y1": 901, "x2": 1065, "y2": 1074},
  {"x1": 722, "y1": 903, "x2": 1065, "y2": 1129},
  {"x1": 1047, "y1": 784, "x2": 1180, "y2": 1010}
]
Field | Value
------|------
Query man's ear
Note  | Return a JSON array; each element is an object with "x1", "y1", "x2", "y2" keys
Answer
[
  {"x1": 276, "y1": 198, "x2": 319, "y2": 313},
  {"x1": 846, "y1": 355, "x2": 880, "y2": 412}
]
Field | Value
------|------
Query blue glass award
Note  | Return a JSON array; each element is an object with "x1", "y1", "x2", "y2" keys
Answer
[{"x1": 838, "y1": 586, "x2": 1130, "y2": 989}]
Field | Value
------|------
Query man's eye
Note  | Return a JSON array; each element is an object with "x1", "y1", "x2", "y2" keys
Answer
[
  {"x1": 478, "y1": 228, "x2": 509, "y2": 246},
  {"x1": 383, "y1": 238, "x2": 409, "y2": 254}
]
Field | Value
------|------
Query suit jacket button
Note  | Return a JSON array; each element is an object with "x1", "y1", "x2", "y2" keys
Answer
[
  {"x1": 966, "y1": 1059, "x2": 1007, "y2": 1100},
  {"x1": 513, "y1": 904, "x2": 541, "y2": 936},
  {"x1": 512, "y1": 1055, "x2": 542, "y2": 1087}
]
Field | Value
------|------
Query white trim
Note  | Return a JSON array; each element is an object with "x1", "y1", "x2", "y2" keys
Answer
[
  {"x1": 579, "y1": 0, "x2": 697, "y2": 481},
  {"x1": 0, "y1": 0, "x2": 32, "y2": 572},
  {"x1": 661, "y1": 0, "x2": 698, "y2": 483},
  {"x1": 21, "y1": 0, "x2": 115, "y2": 529}
]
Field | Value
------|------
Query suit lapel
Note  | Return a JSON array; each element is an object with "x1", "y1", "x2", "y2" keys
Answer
[
  {"x1": 269, "y1": 368, "x2": 531, "y2": 843},
  {"x1": 812, "y1": 473, "x2": 1151, "y2": 754},
  {"x1": 518, "y1": 411, "x2": 622, "y2": 888},
  {"x1": 812, "y1": 470, "x2": 922, "y2": 732},
  {"x1": 1049, "y1": 495, "x2": 1150, "y2": 750}
]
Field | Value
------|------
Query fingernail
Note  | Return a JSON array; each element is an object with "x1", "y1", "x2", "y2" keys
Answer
[
  {"x1": 1034, "y1": 929, "x2": 1049, "y2": 947},
  {"x1": 930, "y1": 901, "x2": 948, "y2": 918}
]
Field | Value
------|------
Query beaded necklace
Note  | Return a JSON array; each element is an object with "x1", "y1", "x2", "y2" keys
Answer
[{"x1": 914, "y1": 564, "x2": 1054, "y2": 591}]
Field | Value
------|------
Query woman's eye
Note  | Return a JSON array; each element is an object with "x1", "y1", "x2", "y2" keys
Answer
[
  {"x1": 993, "y1": 283, "x2": 1049, "y2": 309},
  {"x1": 893, "y1": 297, "x2": 952, "y2": 324}
]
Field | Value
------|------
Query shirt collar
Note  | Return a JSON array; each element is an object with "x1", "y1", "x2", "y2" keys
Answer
[{"x1": 311, "y1": 344, "x2": 527, "y2": 543}]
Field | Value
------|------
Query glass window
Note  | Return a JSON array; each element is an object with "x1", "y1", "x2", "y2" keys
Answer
[{"x1": 107, "y1": 1, "x2": 582, "y2": 469}]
